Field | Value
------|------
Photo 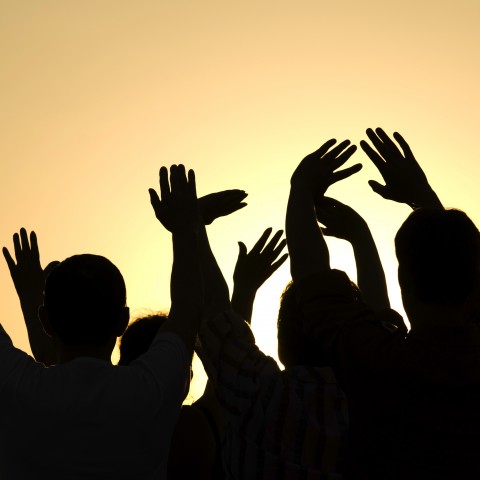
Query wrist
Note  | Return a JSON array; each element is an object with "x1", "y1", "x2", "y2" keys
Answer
[
  {"x1": 290, "y1": 179, "x2": 316, "y2": 197},
  {"x1": 411, "y1": 185, "x2": 443, "y2": 210}
]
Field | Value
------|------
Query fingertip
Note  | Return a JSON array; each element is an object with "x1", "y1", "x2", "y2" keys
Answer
[{"x1": 393, "y1": 131, "x2": 404, "y2": 142}]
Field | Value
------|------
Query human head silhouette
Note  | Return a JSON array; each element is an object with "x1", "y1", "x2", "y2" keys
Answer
[
  {"x1": 395, "y1": 208, "x2": 480, "y2": 312},
  {"x1": 40, "y1": 254, "x2": 129, "y2": 351},
  {"x1": 118, "y1": 313, "x2": 193, "y2": 400},
  {"x1": 118, "y1": 313, "x2": 168, "y2": 366},
  {"x1": 277, "y1": 280, "x2": 361, "y2": 368}
]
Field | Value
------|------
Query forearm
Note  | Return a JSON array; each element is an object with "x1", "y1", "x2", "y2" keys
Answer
[
  {"x1": 164, "y1": 229, "x2": 203, "y2": 355},
  {"x1": 286, "y1": 186, "x2": 330, "y2": 283},
  {"x1": 350, "y1": 230, "x2": 390, "y2": 311},
  {"x1": 199, "y1": 223, "x2": 231, "y2": 314}
]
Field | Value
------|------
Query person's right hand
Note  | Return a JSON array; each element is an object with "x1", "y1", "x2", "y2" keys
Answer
[
  {"x1": 149, "y1": 165, "x2": 200, "y2": 232},
  {"x1": 360, "y1": 128, "x2": 442, "y2": 209},
  {"x1": 3, "y1": 228, "x2": 59, "y2": 308},
  {"x1": 233, "y1": 228, "x2": 288, "y2": 293}
]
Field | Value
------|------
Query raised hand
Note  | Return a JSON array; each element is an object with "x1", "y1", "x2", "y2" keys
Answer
[
  {"x1": 315, "y1": 197, "x2": 390, "y2": 310},
  {"x1": 149, "y1": 165, "x2": 200, "y2": 232},
  {"x1": 232, "y1": 228, "x2": 288, "y2": 322},
  {"x1": 315, "y1": 197, "x2": 369, "y2": 242},
  {"x1": 3, "y1": 228, "x2": 59, "y2": 364},
  {"x1": 198, "y1": 190, "x2": 248, "y2": 225},
  {"x1": 360, "y1": 128, "x2": 442, "y2": 209},
  {"x1": 291, "y1": 139, "x2": 361, "y2": 195}
]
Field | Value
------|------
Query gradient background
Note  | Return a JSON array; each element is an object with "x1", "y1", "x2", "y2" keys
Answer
[{"x1": 1, "y1": 0, "x2": 479, "y2": 401}]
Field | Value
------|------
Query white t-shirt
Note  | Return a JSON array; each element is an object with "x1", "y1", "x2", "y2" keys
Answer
[{"x1": 0, "y1": 324, "x2": 189, "y2": 479}]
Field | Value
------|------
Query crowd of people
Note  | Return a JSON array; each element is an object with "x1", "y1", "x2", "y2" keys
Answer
[{"x1": 2, "y1": 127, "x2": 479, "y2": 479}]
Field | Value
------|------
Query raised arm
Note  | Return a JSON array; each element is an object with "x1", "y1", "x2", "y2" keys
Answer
[
  {"x1": 287, "y1": 139, "x2": 361, "y2": 283},
  {"x1": 315, "y1": 197, "x2": 390, "y2": 310},
  {"x1": 3, "y1": 229, "x2": 59, "y2": 365},
  {"x1": 149, "y1": 165, "x2": 203, "y2": 355},
  {"x1": 360, "y1": 128, "x2": 443, "y2": 210},
  {"x1": 197, "y1": 188, "x2": 248, "y2": 312},
  {"x1": 231, "y1": 228, "x2": 288, "y2": 323}
]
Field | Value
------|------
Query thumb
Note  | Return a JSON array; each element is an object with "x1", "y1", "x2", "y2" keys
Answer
[
  {"x1": 237, "y1": 241, "x2": 247, "y2": 260},
  {"x1": 368, "y1": 180, "x2": 388, "y2": 199}
]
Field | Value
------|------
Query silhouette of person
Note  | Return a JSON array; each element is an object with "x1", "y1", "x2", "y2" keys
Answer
[
  {"x1": 287, "y1": 134, "x2": 480, "y2": 479},
  {"x1": 0, "y1": 165, "x2": 202, "y2": 479},
  {"x1": 194, "y1": 223, "x2": 351, "y2": 479}
]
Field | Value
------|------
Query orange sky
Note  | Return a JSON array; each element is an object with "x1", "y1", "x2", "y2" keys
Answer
[{"x1": 1, "y1": 0, "x2": 479, "y2": 400}]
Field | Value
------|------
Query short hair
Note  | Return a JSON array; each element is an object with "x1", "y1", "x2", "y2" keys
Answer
[
  {"x1": 277, "y1": 280, "x2": 361, "y2": 368},
  {"x1": 44, "y1": 254, "x2": 127, "y2": 346},
  {"x1": 118, "y1": 313, "x2": 167, "y2": 366},
  {"x1": 395, "y1": 208, "x2": 480, "y2": 305}
]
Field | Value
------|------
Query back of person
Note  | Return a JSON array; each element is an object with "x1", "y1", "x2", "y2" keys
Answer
[
  {"x1": 345, "y1": 322, "x2": 480, "y2": 479},
  {"x1": 0, "y1": 327, "x2": 188, "y2": 479},
  {"x1": 220, "y1": 363, "x2": 348, "y2": 479}
]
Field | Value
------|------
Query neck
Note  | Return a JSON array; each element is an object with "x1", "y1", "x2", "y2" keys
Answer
[{"x1": 53, "y1": 338, "x2": 115, "y2": 364}]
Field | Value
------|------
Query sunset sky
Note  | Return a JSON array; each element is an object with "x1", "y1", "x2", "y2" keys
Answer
[{"x1": 1, "y1": 0, "x2": 479, "y2": 401}]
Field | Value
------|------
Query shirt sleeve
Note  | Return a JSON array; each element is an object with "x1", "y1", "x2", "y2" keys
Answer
[
  {"x1": 0, "y1": 323, "x2": 40, "y2": 391},
  {"x1": 197, "y1": 311, "x2": 280, "y2": 417},
  {"x1": 297, "y1": 269, "x2": 408, "y2": 390},
  {"x1": 130, "y1": 331, "x2": 191, "y2": 407}
]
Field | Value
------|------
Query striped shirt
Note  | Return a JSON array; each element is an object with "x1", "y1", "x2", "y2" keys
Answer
[{"x1": 198, "y1": 311, "x2": 349, "y2": 480}]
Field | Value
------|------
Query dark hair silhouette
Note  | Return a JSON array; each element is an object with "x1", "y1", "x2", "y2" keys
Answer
[
  {"x1": 277, "y1": 280, "x2": 362, "y2": 367},
  {"x1": 44, "y1": 254, "x2": 127, "y2": 346},
  {"x1": 118, "y1": 313, "x2": 167, "y2": 366},
  {"x1": 395, "y1": 208, "x2": 480, "y2": 305}
]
